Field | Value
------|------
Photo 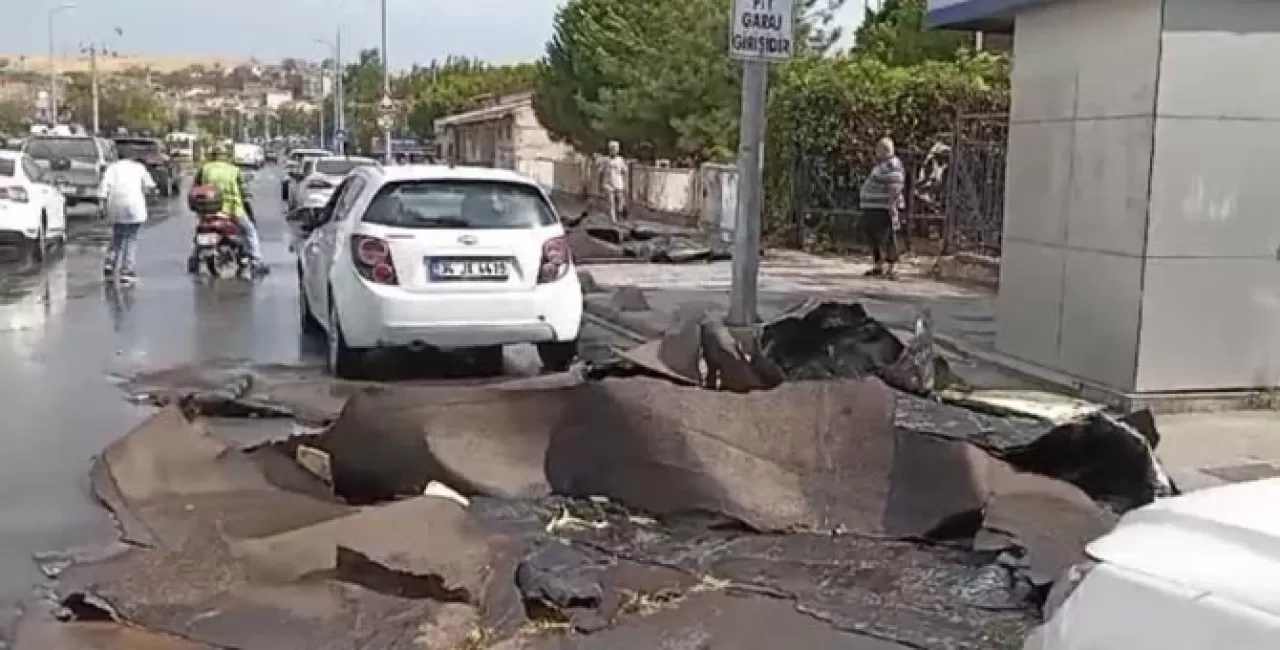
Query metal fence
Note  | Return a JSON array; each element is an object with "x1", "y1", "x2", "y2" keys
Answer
[
  {"x1": 941, "y1": 113, "x2": 1008, "y2": 258},
  {"x1": 787, "y1": 147, "x2": 949, "y2": 255},
  {"x1": 784, "y1": 112, "x2": 1010, "y2": 260}
]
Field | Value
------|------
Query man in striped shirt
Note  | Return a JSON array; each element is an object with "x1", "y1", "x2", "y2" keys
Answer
[{"x1": 858, "y1": 137, "x2": 906, "y2": 279}]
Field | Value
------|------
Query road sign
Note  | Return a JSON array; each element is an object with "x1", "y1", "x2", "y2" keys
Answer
[
  {"x1": 379, "y1": 95, "x2": 395, "y2": 114},
  {"x1": 376, "y1": 114, "x2": 394, "y2": 131},
  {"x1": 729, "y1": 0, "x2": 795, "y2": 62},
  {"x1": 334, "y1": 129, "x2": 347, "y2": 143}
]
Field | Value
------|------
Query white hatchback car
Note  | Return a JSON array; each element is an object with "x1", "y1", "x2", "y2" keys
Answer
[
  {"x1": 1026, "y1": 477, "x2": 1280, "y2": 649},
  {"x1": 0, "y1": 150, "x2": 67, "y2": 261},
  {"x1": 296, "y1": 164, "x2": 583, "y2": 378}
]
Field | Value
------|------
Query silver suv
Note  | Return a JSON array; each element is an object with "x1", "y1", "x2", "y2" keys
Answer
[{"x1": 22, "y1": 135, "x2": 115, "y2": 215}]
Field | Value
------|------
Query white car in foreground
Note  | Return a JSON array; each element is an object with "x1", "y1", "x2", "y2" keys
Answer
[
  {"x1": 0, "y1": 150, "x2": 67, "y2": 261},
  {"x1": 296, "y1": 164, "x2": 582, "y2": 378},
  {"x1": 1026, "y1": 477, "x2": 1280, "y2": 649}
]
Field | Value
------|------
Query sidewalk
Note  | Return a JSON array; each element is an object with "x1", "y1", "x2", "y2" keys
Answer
[{"x1": 579, "y1": 253, "x2": 1280, "y2": 493}]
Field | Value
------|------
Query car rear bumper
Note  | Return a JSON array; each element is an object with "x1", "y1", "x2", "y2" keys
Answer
[
  {"x1": 0, "y1": 204, "x2": 43, "y2": 238},
  {"x1": 333, "y1": 266, "x2": 584, "y2": 349}
]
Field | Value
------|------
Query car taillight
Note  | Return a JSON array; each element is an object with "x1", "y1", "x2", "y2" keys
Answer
[
  {"x1": 306, "y1": 179, "x2": 333, "y2": 189},
  {"x1": 537, "y1": 235, "x2": 571, "y2": 284},
  {"x1": 0, "y1": 186, "x2": 29, "y2": 202},
  {"x1": 351, "y1": 234, "x2": 397, "y2": 285}
]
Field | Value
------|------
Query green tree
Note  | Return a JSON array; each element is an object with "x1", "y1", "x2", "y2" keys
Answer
[
  {"x1": 0, "y1": 99, "x2": 26, "y2": 133},
  {"x1": 852, "y1": 0, "x2": 973, "y2": 65},
  {"x1": 341, "y1": 48, "x2": 387, "y2": 151},
  {"x1": 62, "y1": 75, "x2": 169, "y2": 134},
  {"x1": 534, "y1": 0, "x2": 842, "y2": 162},
  {"x1": 402, "y1": 58, "x2": 537, "y2": 138}
]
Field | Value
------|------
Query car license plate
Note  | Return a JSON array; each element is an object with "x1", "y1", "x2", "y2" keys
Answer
[
  {"x1": 195, "y1": 233, "x2": 220, "y2": 246},
  {"x1": 428, "y1": 258, "x2": 509, "y2": 280}
]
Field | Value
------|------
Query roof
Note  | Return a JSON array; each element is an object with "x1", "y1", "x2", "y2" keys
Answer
[
  {"x1": 361, "y1": 163, "x2": 540, "y2": 187},
  {"x1": 434, "y1": 95, "x2": 533, "y2": 128},
  {"x1": 924, "y1": 0, "x2": 1039, "y2": 30},
  {"x1": 1087, "y1": 478, "x2": 1280, "y2": 616},
  {"x1": 0, "y1": 150, "x2": 20, "y2": 160}
]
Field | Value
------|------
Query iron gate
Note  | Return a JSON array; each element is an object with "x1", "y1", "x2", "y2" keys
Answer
[{"x1": 942, "y1": 113, "x2": 1007, "y2": 258}]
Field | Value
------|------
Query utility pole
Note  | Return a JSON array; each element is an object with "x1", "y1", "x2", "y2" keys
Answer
[
  {"x1": 87, "y1": 44, "x2": 99, "y2": 134},
  {"x1": 47, "y1": 4, "x2": 75, "y2": 125},
  {"x1": 336, "y1": 26, "x2": 345, "y2": 154},
  {"x1": 726, "y1": 0, "x2": 794, "y2": 326},
  {"x1": 381, "y1": 0, "x2": 392, "y2": 162}
]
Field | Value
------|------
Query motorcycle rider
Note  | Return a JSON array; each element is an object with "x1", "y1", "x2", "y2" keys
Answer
[{"x1": 192, "y1": 144, "x2": 263, "y2": 272}]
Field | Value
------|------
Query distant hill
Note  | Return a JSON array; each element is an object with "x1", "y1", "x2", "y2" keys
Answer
[{"x1": 0, "y1": 53, "x2": 258, "y2": 75}]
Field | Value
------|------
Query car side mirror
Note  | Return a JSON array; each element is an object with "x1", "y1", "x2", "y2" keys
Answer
[{"x1": 290, "y1": 207, "x2": 323, "y2": 232}]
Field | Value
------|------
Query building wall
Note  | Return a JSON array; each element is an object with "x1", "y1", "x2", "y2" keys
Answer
[
  {"x1": 997, "y1": 0, "x2": 1280, "y2": 394},
  {"x1": 1136, "y1": 0, "x2": 1280, "y2": 391}
]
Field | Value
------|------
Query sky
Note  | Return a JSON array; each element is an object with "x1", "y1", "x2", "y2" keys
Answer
[{"x1": 2, "y1": 0, "x2": 869, "y2": 68}]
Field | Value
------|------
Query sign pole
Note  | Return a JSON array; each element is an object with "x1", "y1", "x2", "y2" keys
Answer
[
  {"x1": 726, "y1": 0, "x2": 791, "y2": 327},
  {"x1": 727, "y1": 60, "x2": 767, "y2": 327}
]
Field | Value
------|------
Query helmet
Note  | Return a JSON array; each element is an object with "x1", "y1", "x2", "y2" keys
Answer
[{"x1": 188, "y1": 184, "x2": 222, "y2": 215}]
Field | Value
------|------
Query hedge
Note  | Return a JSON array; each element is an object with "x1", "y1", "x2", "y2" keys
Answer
[{"x1": 764, "y1": 52, "x2": 1010, "y2": 240}]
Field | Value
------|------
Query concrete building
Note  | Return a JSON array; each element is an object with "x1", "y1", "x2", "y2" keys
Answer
[
  {"x1": 433, "y1": 91, "x2": 572, "y2": 172},
  {"x1": 928, "y1": 0, "x2": 1280, "y2": 404}
]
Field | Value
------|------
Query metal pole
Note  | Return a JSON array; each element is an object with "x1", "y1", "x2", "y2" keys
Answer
[
  {"x1": 727, "y1": 60, "x2": 767, "y2": 327},
  {"x1": 318, "y1": 88, "x2": 325, "y2": 148},
  {"x1": 336, "y1": 27, "x2": 345, "y2": 154},
  {"x1": 381, "y1": 0, "x2": 392, "y2": 162},
  {"x1": 47, "y1": 13, "x2": 56, "y2": 122},
  {"x1": 89, "y1": 44, "x2": 99, "y2": 134}
]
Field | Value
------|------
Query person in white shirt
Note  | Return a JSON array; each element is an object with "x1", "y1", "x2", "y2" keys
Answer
[
  {"x1": 601, "y1": 140, "x2": 627, "y2": 223},
  {"x1": 99, "y1": 154, "x2": 157, "y2": 282}
]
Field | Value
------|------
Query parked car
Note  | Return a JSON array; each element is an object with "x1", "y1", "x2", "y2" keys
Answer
[
  {"x1": 1025, "y1": 477, "x2": 1280, "y2": 649},
  {"x1": 282, "y1": 148, "x2": 332, "y2": 202},
  {"x1": 21, "y1": 134, "x2": 112, "y2": 217},
  {"x1": 290, "y1": 156, "x2": 377, "y2": 210},
  {"x1": 294, "y1": 164, "x2": 582, "y2": 378},
  {"x1": 113, "y1": 136, "x2": 182, "y2": 197},
  {"x1": 0, "y1": 150, "x2": 68, "y2": 261}
]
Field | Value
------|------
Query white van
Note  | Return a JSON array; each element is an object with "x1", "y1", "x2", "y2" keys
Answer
[{"x1": 1026, "y1": 478, "x2": 1280, "y2": 649}]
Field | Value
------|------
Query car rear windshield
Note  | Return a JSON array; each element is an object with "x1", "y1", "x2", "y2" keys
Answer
[
  {"x1": 363, "y1": 180, "x2": 556, "y2": 229},
  {"x1": 0, "y1": 159, "x2": 13, "y2": 176},
  {"x1": 25, "y1": 137, "x2": 98, "y2": 161},
  {"x1": 115, "y1": 140, "x2": 162, "y2": 158},
  {"x1": 316, "y1": 159, "x2": 372, "y2": 176}
]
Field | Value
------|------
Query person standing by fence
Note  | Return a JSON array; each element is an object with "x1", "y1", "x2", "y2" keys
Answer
[
  {"x1": 601, "y1": 140, "x2": 627, "y2": 222},
  {"x1": 858, "y1": 137, "x2": 906, "y2": 280}
]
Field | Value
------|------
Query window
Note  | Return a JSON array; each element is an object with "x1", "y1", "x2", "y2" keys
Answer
[
  {"x1": 361, "y1": 180, "x2": 556, "y2": 229},
  {"x1": 24, "y1": 137, "x2": 99, "y2": 162},
  {"x1": 0, "y1": 159, "x2": 14, "y2": 177},
  {"x1": 332, "y1": 177, "x2": 366, "y2": 221},
  {"x1": 22, "y1": 157, "x2": 42, "y2": 181},
  {"x1": 115, "y1": 139, "x2": 163, "y2": 160},
  {"x1": 315, "y1": 159, "x2": 373, "y2": 176}
]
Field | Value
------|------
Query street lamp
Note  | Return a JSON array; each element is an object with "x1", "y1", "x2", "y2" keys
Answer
[
  {"x1": 316, "y1": 33, "x2": 344, "y2": 153},
  {"x1": 381, "y1": 0, "x2": 391, "y2": 162},
  {"x1": 47, "y1": 3, "x2": 75, "y2": 125}
]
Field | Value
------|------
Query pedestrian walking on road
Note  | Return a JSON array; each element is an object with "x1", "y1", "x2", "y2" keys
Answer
[
  {"x1": 601, "y1": 140, "x2": 627, "y2": 223},
  {"x1": 100, "y1": 153, "x2": 157, "y2": 283},
  {"x1": 859, "y1": 137, "x2": 906, "y2": 280}
]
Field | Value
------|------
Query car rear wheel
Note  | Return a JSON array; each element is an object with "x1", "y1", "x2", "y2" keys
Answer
[
  {"x1": 28, "y1": 218, "x2": 47, "y2": 263},
  {"x1": 327, "y1": 292, "x2": 366, "y2": 379},
  {"x1": 537, "y1": 340, "x2": 578, "y2": 373},
  {"x1": 472, "y1": 345, "x2": 506, "y2": 376},
  {"x1": 298, "y1": 266, "x2": 321, "y2": 334}
]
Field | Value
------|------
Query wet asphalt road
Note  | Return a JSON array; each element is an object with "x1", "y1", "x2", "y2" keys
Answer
[{"x1": 0, "y1": 166, "x2": 603, "y2": 612}]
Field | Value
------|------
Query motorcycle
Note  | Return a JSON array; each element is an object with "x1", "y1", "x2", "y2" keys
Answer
[{"x1": 187, "y1": 214, "x2": 252, "y2": 279}]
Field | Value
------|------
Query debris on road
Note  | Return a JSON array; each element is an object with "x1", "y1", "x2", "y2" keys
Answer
[
  {"x1": 565, "y1": 213, "x2": 731, "y2": 263},
  {"x1": 16, "y1": 301, "x2": 1177, "y2": 648}
]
